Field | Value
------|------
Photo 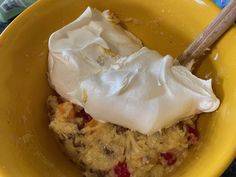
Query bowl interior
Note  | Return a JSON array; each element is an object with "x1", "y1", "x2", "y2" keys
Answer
[{"x1": 0, "y1": 0, "x2": 236, "y2": 177}]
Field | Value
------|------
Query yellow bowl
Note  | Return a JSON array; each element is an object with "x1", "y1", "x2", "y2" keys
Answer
[{"x1": 0, "y1": 0, "x2": 236, "y2": 176}]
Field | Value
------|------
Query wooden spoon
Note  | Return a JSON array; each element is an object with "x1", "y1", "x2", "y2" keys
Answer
[{"x1": 177, "y1": 0, "x2": 236, "y2": 68}]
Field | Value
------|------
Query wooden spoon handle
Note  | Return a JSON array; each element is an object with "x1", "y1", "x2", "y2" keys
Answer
[{"x1": 178, "y1": 0, "x2": 236, "y2": 67}]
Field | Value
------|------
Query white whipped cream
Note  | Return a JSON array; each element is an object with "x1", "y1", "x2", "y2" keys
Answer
[{"x1": 48, "y1": 7, "x2": 220, "y2": 135}]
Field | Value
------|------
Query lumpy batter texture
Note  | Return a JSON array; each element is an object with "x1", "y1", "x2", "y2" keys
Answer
[{"x1": 48, "y1": 95, "x2": 199, "y2": 177}]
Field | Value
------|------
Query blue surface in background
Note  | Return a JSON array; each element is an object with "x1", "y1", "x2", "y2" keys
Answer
[
  {"x1": 213, "y1": 0, "x2": 230, "y2": 8},
  {"x1": 0, "y1": 0, "x2": 235, "y2": 176}
]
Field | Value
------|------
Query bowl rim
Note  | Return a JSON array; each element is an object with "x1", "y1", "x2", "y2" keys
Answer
[{"x1": 0, "y1": 0, "x2": 235, "y2": 176}]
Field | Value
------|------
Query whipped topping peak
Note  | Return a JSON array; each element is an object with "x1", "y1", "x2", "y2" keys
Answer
[{"x1": 48, "y1": 7, "x2": 220, "y2": 135}]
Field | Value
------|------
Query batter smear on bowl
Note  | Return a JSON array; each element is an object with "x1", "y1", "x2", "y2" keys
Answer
[{"x1": 47, "y1": 7, "x2": 219, "y2": 177}]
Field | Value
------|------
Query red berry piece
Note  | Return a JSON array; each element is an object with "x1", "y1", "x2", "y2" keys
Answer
[
  {"x1": 114, "y1": 162, "x2": 130, "y2": 177},
  {"x1": 76, "y1": 109, "x2": 93, "y2": 122},
  {"x1": 186, "y1": 125, "x2": 199, "y2": 145},
  {"x1": 160, "y1": 152, "x2": 177, "y2": 166}
]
